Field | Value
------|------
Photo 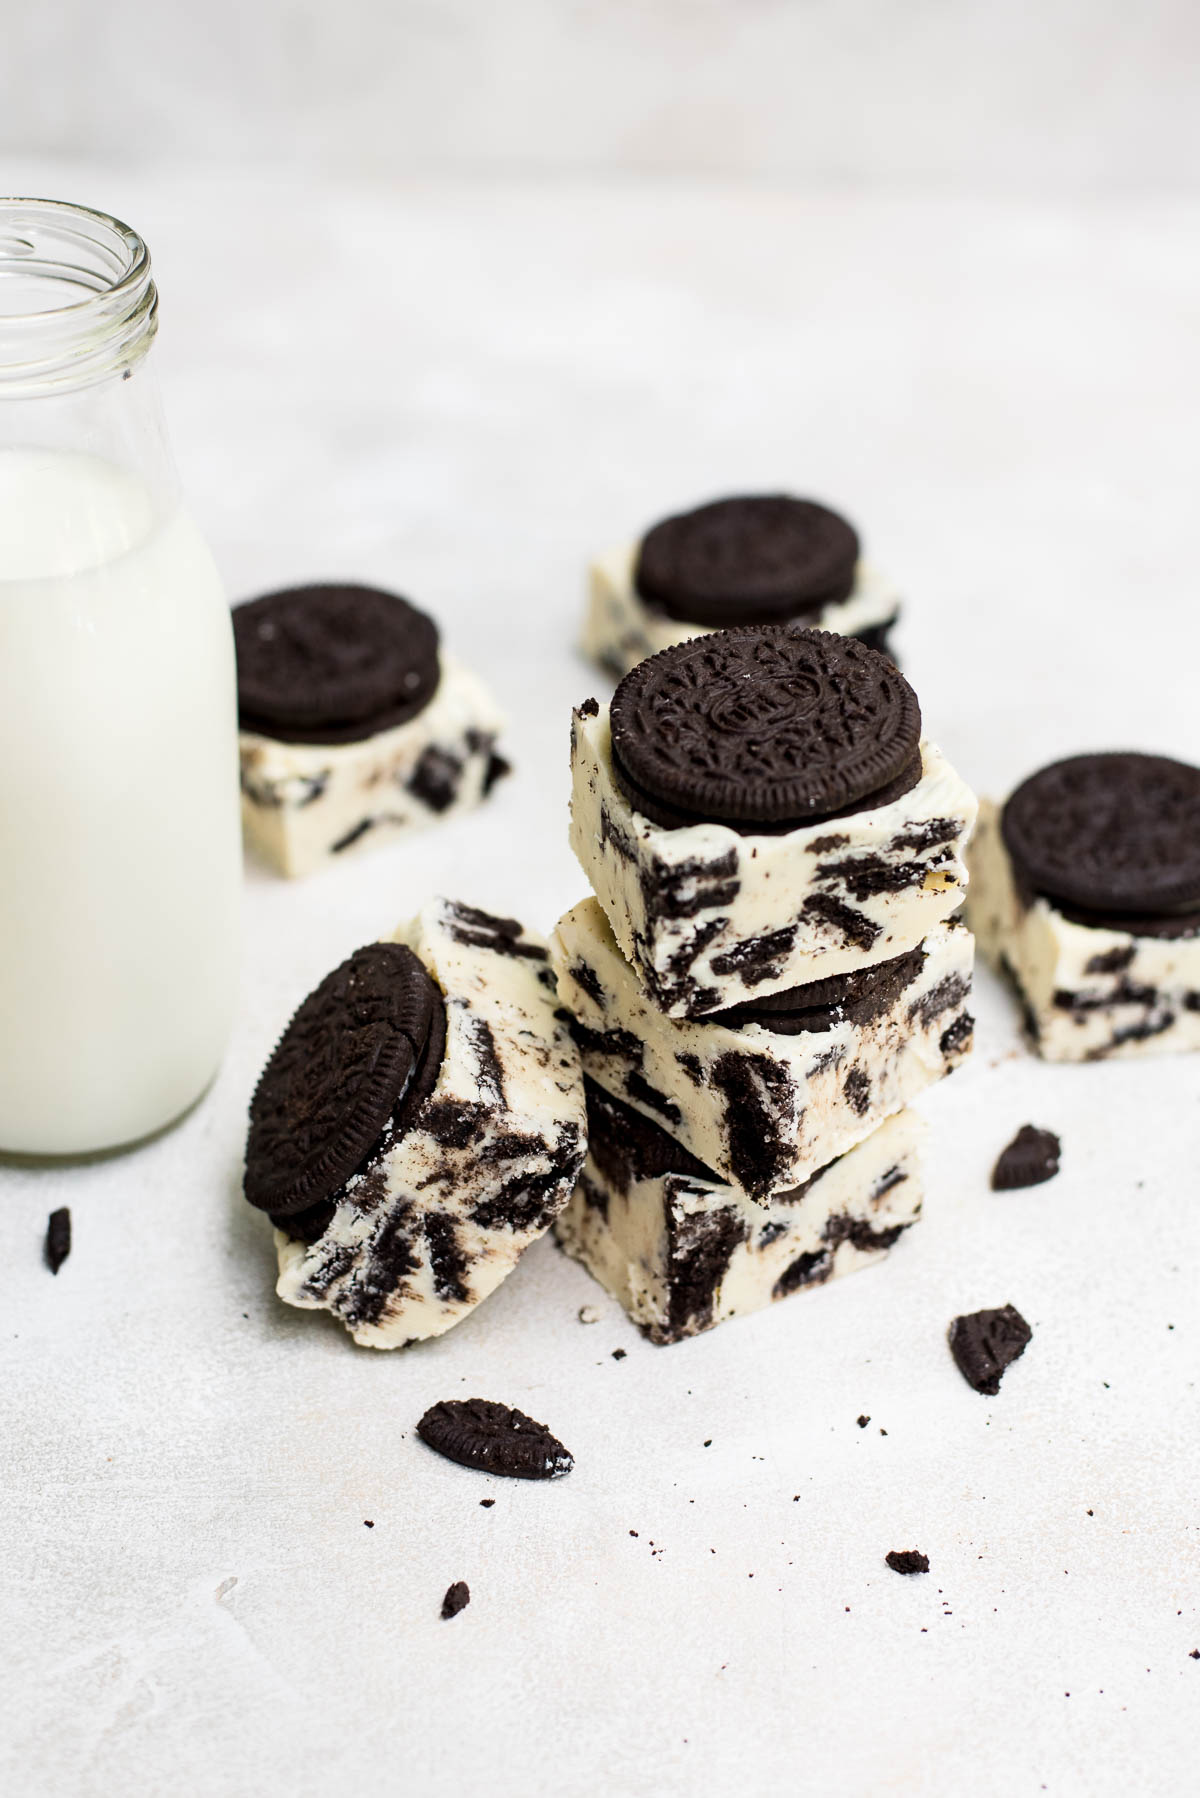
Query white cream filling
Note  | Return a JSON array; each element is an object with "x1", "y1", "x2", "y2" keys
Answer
[
  {"x1": 551, "y1": 896, "x2": 971, "y2": 1197},
  {"x1": 556, "y1": 1107, "x2": 924, "y2": 1345}
]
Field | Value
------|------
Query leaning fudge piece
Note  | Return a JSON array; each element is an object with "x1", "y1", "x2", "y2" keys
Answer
[
  {"x1": 551, "y1": 896, "x2": 971, "y2": 1202},
  {"x1": 243, "y1": 898, "x2": 585, "y2": 1347},
  {"x1": 582, "y1": 495, "x2": 900, "y2": 679},
  {"x1": 570, "y1": 628, "x2": 977, "y2": 1018},
  {"x1": 556, "y1": 1081, "x2": 923, "y2": 1345},
  {"x1": 968, "y1": 752, "x2": 1200, "y2": 1060},
  {"x1": 235, "y1": 584, "x2": 509, "y2": 877}
]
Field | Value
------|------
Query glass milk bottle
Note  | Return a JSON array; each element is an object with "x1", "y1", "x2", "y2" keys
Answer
[{"x1": 0, "y1": 199, "x2": 241, "y2": 1155}]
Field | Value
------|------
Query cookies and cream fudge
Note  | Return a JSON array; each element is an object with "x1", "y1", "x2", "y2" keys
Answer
[
  {"x1": 552, "y1": 895, "x2": 972, "y2": 1201},
  {"x1": 570, "y1": 628, "x2": 977, "y2": 1018},
  {"x1": 235, "y1": 584, "x2": 509, "y2": 877},
  {"x1": 969, "y1": 752, "x2": 1200, "y2": 1060},
  {"x1": 556, "y1": 1081, "x2": 923, "y2": 1345},
  {"x1": 243, "y1": 898, "x2": 585, "y2": 1347},
  {"x1": 582, "y1": 495, "x2": 900, "y2": 679}
]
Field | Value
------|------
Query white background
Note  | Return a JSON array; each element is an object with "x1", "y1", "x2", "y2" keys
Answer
[
  {"x1": 3, "y1": 6, "x2": 1200, "y2": 1796},
  {"x1": 4, "y1": 0, "x2": 1199, "y2": 190}
]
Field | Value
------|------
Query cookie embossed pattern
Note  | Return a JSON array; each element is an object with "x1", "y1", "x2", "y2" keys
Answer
[
  {"x1": 582, "y1": 494, "x2": 901, "y2": 679},
  {"x1": 570, "y1": 629, "x2": 977, "y2": 1017},
  {"x1": 969, "y1": 752, "x2": 1200, "y2": 1059}
]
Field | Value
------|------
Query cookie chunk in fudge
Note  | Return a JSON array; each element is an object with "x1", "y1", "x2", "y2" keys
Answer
[
  {"x1": 570, "y1": 627, "x2": 977, "y2": 1017},
  {"x1": 556, "y1": 1081, "x2": 923, "y2": 1345},
  {"x1": 243, "y1": 898, "x2": 585, "y2": 1347},
  {"x1": 235, "y1": 584, "x2": 510, "y2": 877},
  {"x1": 582, "y1": 494, "x2": 901, "y2": 680},
  {"x1": 552, "y1": 896, "x2": 971, "y2": 1202},
  {"x1": 968, "y1": 752, "x2": 1200, "y2": 1060}
]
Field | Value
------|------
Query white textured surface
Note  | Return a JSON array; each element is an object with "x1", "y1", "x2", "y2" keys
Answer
[
  {"x1": 2, "y1": 165, "x2": 1200, "y2": 1797},
  {"x1": 4, "y1": 2, "x2": 1200, "y2": 191}
]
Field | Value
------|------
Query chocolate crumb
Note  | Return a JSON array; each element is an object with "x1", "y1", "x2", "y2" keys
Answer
[
  {"x1": 441, "y1": 1580, "x2": 470, "y2": 1620},
  {"x1": 44, "y1": 1207, "x2": 71, "y2": 1275},
  {"x1": 611, "y1": 1348, "x2": 627, "y2": 1360},
  {"x1": 363, "y1": 1519, "x2": 374, "y2": 1528},
  {"x1": 417, "y1": 1398, "x2": 573, "y2": 1480},
  {"x1": 949, "y1": 1304, "x2": 1032, "y2": 1394},
  {"x1": 886, "y1": 1550, "x2": 930, "y2": 1575},
  {"x1": 857, "y1": 1415, "x2": 870, "y2": 1428},
  {"x1": 479, "y1": 1499, "x2": 494, "y2": 1508},
  {"x1": 703, "y1": 1439, "x2": 712, "y2": 1447},
  {"x1": 992, "y1": 1125, "x2": 1061, "y2": 1190}
]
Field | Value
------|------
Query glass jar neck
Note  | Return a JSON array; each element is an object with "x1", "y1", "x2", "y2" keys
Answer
[{"x1": 0, "y1": 199, "x2": 158, "y2": 398}]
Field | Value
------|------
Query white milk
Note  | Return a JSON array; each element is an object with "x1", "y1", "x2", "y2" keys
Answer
[{"x1": 0, "y1": 449, "x2": 242, "y2": 1154}]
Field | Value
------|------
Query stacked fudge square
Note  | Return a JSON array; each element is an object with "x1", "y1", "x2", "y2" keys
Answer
[{"x1": 553, "y1": 625, "x2": 979, "y2": 1344}]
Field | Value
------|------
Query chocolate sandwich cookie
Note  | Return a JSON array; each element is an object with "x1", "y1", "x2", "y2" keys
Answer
[
  {"x1": 1001, "y1": 752, "x2": 1200, "y2": 927},
  {"x1": 634, "y1": 495, "x2": 860, "y2": 627},
  {"x1": 608, "y1": 627, "x2": 922, "y2": 833},
  {"x1": 234, "y1": 583, "x2": 441, "y2": 745},
  {"x1": 706, "y1": 944, "x2": 927, "y2": 1034},
  {"x1": 244, "y1": 943, "x2": 446, "y2": 1234}
]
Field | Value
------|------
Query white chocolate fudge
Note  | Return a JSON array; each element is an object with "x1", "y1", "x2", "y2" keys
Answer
[
  {"x1": 569, "y1": 701, "x2": 977, "y2": 1017},
  {"x1": 240, "y1": 656, "x2": 507, "y2": 878},
  {"x1": 275, "y1": 899, "x2": 585, "y2": 1346},
  {"x1": 551, "y1": 896, "x2": 972, "y2": 1202},
  {"x1": 557, "y1": 1083, "x2": 923, "y2": 1345},
  {"x1": 583, "y1": 541, "x2": 900, "y2": 680},
  {"x1": 969, "y1": 802, "x2": 1200, "y2": 1060}
]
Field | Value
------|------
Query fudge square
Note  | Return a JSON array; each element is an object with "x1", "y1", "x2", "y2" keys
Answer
[
  {"x1": 582, "y1": 493, "x2": 900, "y2": 681},
  {"x1": 244, "y1": 898, "x2": 585, "y2": 1348},
  {"x1": 969, "y1": 751, "x2": 1200, "y2": 1060},
  {"x1": 235, "y1": 584, "x2": 509, "y2": 878},
  {"x1": 569, "y1": 627, "x2": 977, "y2": 1018},
  {"x1": 552, "y1": 895, "x2": 972, "y2": 1202},
  {"x1": 556, "y1": 1080, "x2": 924, "y2": 1346}
]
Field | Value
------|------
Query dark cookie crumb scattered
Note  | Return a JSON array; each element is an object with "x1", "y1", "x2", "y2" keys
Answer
[
  {"x1": 44, "y1": 1207, "x2": 71, "y2": 1275},
  {"x1": 948, "y1": 1304, "x2": 1032, "y2": 1394},
  {"x1": 857, "y1": 1415, "x2": 870, "y2": 1428},
  {"x1": 611, "y1": 1348, "x2": 627, "y2": 1360},
  {"x1": 885, "y1": 1550, "x2": 930, "y2": 1575},
  {"x1": 363, "y1": 1519, "x2": 374, "y2": 1528},
  {"x1": 992, "y1": 1124, "x2": 1061, "y2": 1190},
  {"x1": 479, "y1": 1499, "x2": 494, "y2": 1508},
  {"x1": 417, "y1": 1397, "x2": 574, "y2": 1480},
  {"x1": 441, "y1": 1580, "x2": 470, "y2": 1620}
]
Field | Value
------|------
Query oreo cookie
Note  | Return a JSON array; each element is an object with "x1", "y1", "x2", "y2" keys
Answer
[
  {"x1": 1001, "y1": 752, "x2": 1200, "y2": 918},
  {"x1": 707, "y1": 944, "x2": 926, "y2": 1034},
  {"x1": 634, "y1": 495, "x2": 859, "y2": 627},
  {"x1": 608, "y1": 628, "x2": 922, "y2": 832},
  {"x1": 417, "y1": 1398, "x2": 574, "y2": 1480},
  {"x1": 244, "y1": 942, "x2": 445, "y2": 1218},
  {"x1": 234, "y1": 584, "x2": 440, "y2": 745}
]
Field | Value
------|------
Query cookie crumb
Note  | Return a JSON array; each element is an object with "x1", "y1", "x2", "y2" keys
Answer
[
  {"x1": 363, "y1": 1519, "x2": 374, "y2": 1528},
  {"x1": 992, "y1": 1125, "x2": 1061, "y2": 1190},
  {"x1": 885, "y1": 1550, "x2": 930, "y2": 1575},
  {"x1": 856, "y1": 1415, "x2": 870, "y2": 1428},
  {"x1": 611, "y1": 1348, "x2": 627, "y2": 1361},
  {"x1": 44, "y1": 1207, "x2": 71, "y2": 1275},
  {"x1": 578, "y1": 1305, "x2": 602, "y2": 1324},
  {"x1": 441, "y1": 1581, "x2": 470, "y2": 1620},
  {"x1": 479, "y1": 1499, "x2": 495, "y2": 1508}
]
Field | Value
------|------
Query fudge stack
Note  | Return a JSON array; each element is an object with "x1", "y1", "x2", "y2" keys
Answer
[{"x1": 553, "y1": 624, "x2": 979, "y2": 1344}]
